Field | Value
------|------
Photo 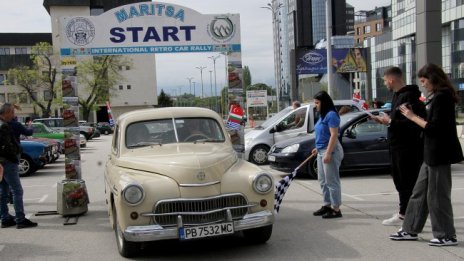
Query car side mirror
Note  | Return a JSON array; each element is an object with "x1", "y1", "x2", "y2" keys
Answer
[{"x1": 344, "y1": 129, "x2": 356, "y2": 139}]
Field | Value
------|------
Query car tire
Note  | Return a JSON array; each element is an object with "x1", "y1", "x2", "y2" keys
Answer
[
  {"x1": 243, "y1": 225, "x2": 273, "y2": 243},
  {"x1": 104, "y1": 130, "x2": 109, "y2": 135},
  {"x1": 306, "y1": 157, "x2": 318, "y2": 179},
  {"x1": 19, "y1": 156, "x2": 35, "y2": 177},
  {"x1": 249, "y1": 145, "x2": 270, "y2": 165},
  {"x1": 113, "y1": 206, "x2": 138, "y2": 258}
]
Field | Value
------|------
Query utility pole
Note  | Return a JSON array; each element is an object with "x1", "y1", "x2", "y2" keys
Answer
[
  {"x1": 209, "y1": 70, "x2": 213, "y2": 110},
  {"x1": 208, "y1": 55, "x2": 220, "y2": 111},
  {"x1": 195, "y1": 66, "x2": 207, "y2": 98},
  {"x1": 186, "y1": 77, "x2": 193, "y2": 95},
  {"x1": 193, "y1": 82, "x2": 196, "y2": 97}
]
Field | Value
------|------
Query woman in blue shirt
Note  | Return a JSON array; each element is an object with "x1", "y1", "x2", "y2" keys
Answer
[{"x1": 311, "y1": 91, "x2": 344, "y2": 218}]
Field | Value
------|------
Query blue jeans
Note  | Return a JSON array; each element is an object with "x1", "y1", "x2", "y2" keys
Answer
[
  {"x1": 317, "y1": 142, "x2": 344, "y2": 208},
  {"x1": 0, "y1": 161, "x2": 25, "y2": 223}
]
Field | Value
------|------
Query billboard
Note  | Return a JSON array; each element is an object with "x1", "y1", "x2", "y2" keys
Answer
[
  {"x1": 246, "y1": 90, "x2": 267, "y2": 107},
  {"x1": 296, "y1": 48, "x2": 368, "y2": 75}
]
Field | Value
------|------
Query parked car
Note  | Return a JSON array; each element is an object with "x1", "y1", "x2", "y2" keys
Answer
[
  {"x1": 97, "y1": 122, "x2": 113, "y2": 135},
  {"x1": 245, "y1": 100, "x2": 359, "y2": 165},
  {"x1": 33, "y1": 118, "x2": 94, "y2": 140},
  {"x1": 31, "y1": 122, "x2": 64, "y2": 140},
  {"x1": 19, "y1": 140, "x2": 50, "y2": 176},
  {"x1": 80, "y1": 134, "x2": 87, "y2": 147},
  {"x1": 105, "y1": 107, "x2": 275, "y2": 257},
  {"x1": 268, "y1": 110, "x2": 391, "y2": 179}
]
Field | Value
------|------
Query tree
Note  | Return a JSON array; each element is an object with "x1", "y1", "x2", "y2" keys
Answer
[
  {"x1": 77, "y1": 55, "x2": 131, "y2": 121},
  {"x1": 7, "y1": 42, "x2": 58, "y2": 117},
  {"x1": 157, "y1": 89, "x2": 173, "y2": 107},
  {"x1": 242, "y1": 66, "x2": 251, "y2": 89}
]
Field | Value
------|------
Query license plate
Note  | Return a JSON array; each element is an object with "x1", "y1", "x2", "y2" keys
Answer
[
  {"x1": 179, "y1": 222, "x2": 234, "y2": 240},
  {"x1": 268, "y1": 155, "x2": 276, "y2": 162}
]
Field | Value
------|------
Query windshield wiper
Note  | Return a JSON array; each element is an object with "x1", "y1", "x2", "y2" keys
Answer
[{"x1": 128, "y1": 141, "x2": 162, "y2": 148}]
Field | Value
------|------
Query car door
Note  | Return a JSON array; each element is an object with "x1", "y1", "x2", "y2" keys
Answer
[
  {"x1": 274, "y1": 106, "x2": 309, "y2": 144},
  {"x1": 341, "y1": 117, "x2": 389, "y2": 168}
]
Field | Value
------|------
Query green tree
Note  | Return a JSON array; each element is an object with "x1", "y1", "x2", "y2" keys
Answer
[
  {"x1": 242, "y1": 66, "x2": 251, "y2": 89},
  {"x1": 77, "y1": 55, "x2": 131, "y2": 121},
  {"x1": 158, "y1": 89, "x2": 173, "y2": 107},
  {"x1": 7, "y1": 42, "x2": 58, "y2": 117}
]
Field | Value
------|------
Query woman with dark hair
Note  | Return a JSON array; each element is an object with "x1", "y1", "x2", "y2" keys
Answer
[
  {"x1": 311, "y1": 91, "x2": 344, "y2": 218},
  {"x1": 389, "y1": 63, "x2": 463, "y2": 246}
]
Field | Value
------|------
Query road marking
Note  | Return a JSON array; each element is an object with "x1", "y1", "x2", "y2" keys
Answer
[
  {"x1": 39, "y1": 195, "x2": 48, "y2": 203},
  {"x1": 22, "y1": 185, "x2": 50, "y2": 188},
  {"x1": 24, "y1": 198, "x2": 45, "y2": 201},
  {"x1": 350, "y1": 191, "x2": 397, "y2": 197},
  {"x1": 0, "y1": 245, "x2": 4, "y2": 252},
  {"x1": 342, "y1": 193, "x2": 364, "y2": 201}
]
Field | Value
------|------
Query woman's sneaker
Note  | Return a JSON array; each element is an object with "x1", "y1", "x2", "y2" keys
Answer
[
  {"x1": 429, "y1": 237, "x2": 458, "y2": 246},
  {"x1": 313, "y1": 206, "x2": 331, "y2": 216},
  {"x1": 382, "y1": 213, "x2": 404, "y2": 226},
  {"x1": 322, "y1": 209, "x2": 342, "y2": 219},
  {"x1": 389, "y1": 228, "x2": 418, "y2": 240}
]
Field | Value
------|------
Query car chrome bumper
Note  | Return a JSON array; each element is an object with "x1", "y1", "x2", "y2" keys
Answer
[{"x1": 123, "y1": 210, "x2": 274, "y2": 242}]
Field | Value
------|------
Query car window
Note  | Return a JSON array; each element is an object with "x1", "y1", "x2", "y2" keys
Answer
[
  {"x1": 126, "y1": 119, "x2": 176, "y2": 147},
  {"x1": 112, "y1": 125, "x2": 119, "y2": 154},
  {"x1": 352, "y1": 118, "x2": 387, "y2": 136},
  {"x1": 175, "y1": 118, "x2": 225, "y2": 142}
]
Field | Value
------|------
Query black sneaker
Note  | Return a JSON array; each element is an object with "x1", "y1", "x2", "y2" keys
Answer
[
  {"x1": 1, "y1": 219, "x2": 16, "y2": 228},
  {"x1": 322, "y1": 209, "x2": 342, "y2": 219},
  {"x1": 16, "y1": 218, "x2": 37, "y2": 229},
  {"x1": 429, "y1": 237, "x2": 458, "y2": 246},
  {"x1": 389, "y1": 229, "x2": 418, "y2": 240},
  {"x1": 313, "y1": 206, "x2": 331, "y2": 216}
]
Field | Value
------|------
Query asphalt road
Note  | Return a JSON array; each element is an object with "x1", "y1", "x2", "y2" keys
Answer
[{"x1": 2, "y1": 135, "x2": 464, "y2": 260}]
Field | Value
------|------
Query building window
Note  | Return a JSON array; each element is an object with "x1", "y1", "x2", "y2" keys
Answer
[
  {"x1": 18, "y1": 93, "x2": 28, "y2": 104},
  {"x1": 7, "y1": 93, "x2": 17, "y2": 103},
  {"x1": 0, "y1": 48, "x2": 10, "y2": 55},
  {"x1": 119, "y1": 85, "x2": 123, "y2": 90},
  {"x1": 364, "y1": 25, "x2": 371, "y2": 34},
  {"x1": 376, "y1": 23, "x2": 382, "y2": 32},
  {"x1": 118, "y1": 66, "x2": 123, "y2": 70},
  {"x1": 356, "y1": 27, "x2": 361, "y2": 35},
  {"x1": 127, "y1": 85, "x2": 131, "y2": 90},
  {"x1": 43, "y1": 90, "x2": 52, "y2": 101},
  {"x1": 0, "y1": 74, "x2": 6, "y2": 85},
  {"x1": 15, "y1": 48, "x2": 27, "y2": 54},
  {"x1": 31, "y1": 92, "x2": 37, "y2": 101}
]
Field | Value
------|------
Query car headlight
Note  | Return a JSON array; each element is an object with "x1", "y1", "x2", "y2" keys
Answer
[
  {"x1": 281, "y1": 144, "x2": 300, "y2": 153},
  {"x1": 253, "y1": 173, "x2": 273, "y2": 194},
  {"x1": 122, "y1": 184, "x2": 144, "y2": 206}
]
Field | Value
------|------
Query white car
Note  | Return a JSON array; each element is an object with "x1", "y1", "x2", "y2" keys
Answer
[
  {"x1": 79, "y1": 134, "x2": 87, "y2": 147},
  {"x1": 104, "y1": 107, "x2": 275, "y2": 257}
]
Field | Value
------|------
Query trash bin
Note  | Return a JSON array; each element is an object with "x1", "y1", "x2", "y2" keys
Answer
[{"x1": 57, "y1": 179, "x2": 89, "y2": 216}]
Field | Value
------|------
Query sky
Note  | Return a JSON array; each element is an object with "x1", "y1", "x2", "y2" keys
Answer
[{"x1": 0, "y1": 0, "x2": 391, "y2": 96}]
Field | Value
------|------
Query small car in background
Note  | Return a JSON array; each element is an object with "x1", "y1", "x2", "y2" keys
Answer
[
  {"x1": 31, "y1": 122, "x2": 64, "y2": 140},
  {"x1": 105, "y1": 107, "x2": 275, "y2": 257},
  {"x1": 268, "y1": 110, "x2": 391, "y2": 179},
  {"x1": 97, "y1": 122, "x2": 113, "y2": 135}
]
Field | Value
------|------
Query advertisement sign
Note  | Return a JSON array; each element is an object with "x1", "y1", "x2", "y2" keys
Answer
[
  {"x1": 296, "y1": 48, "x2": 368, "y2": 75},
  {"x1": 246, "y1": 90, "x2": 267, "y2": 107},
  {"x1": 59, "y1": 2, "x2": 241, "y2": 56}
]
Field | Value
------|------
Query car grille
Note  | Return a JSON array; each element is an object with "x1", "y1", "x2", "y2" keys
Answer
[{"x1": 151, "y1": 194, "x2": 250, "y2": 227}]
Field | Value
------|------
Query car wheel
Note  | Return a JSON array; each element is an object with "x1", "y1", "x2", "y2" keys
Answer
[
  {"x1": 19, "y1": 156, "x2": 35, "y2": 177},
  {"x1": 306, "y1": 157, "x2": 318, "y2": 179},
  {"x1": 249, "y1": 145, "x2": 270, "y2": 165},
  {"x1": 113, "y1": 205, "x2": 138, "y2": 258},
  {"x1": 243, "y1": 225, "x2": 273, "y2": 243},
  {"x1": 104, "y1": 130, "x2": 109, "y2": 135}
]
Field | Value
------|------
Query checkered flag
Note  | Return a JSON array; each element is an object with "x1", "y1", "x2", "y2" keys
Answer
[{"x1": 274, "y1": 154, "x2": 316, "y2": 214}]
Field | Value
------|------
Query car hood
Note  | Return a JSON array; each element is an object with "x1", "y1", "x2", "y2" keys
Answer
[
  {"x1": 116, "y1": 144, "x2": 238, "y2": 184},
  {"x1": 274, "y1": 133, "x2": 315, "y2": 149}
]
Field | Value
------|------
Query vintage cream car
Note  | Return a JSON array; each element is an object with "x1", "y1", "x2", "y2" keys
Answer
[{"x1": 105, "y1": 107, "x2": 275, "y2": 257}]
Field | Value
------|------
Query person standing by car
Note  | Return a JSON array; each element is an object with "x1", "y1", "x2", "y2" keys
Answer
[
  {"x1": 0, "y1": 103, "x2": 38, "y2": 229},
  {"x1": 311, "y1": 91, "x2": 344, "y2": 219},
  {"x1": 372, "y1": 66, "x2": 426, "y2": 226},
  {"x1": 389, "y1": 63, "x2": 463, "y2": 246}
]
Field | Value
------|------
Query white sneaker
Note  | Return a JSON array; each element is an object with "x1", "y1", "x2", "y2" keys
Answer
[{"x1": 382, "y1": 213, "x2": 404, "y2": 226}]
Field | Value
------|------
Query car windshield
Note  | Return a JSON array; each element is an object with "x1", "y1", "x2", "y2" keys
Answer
[
  {"x1": 125, "y1": 117, "x2": 225, "y2": 148},
  {"x1": 259, "y1": 107, "x2": 293, "y2": 129}
]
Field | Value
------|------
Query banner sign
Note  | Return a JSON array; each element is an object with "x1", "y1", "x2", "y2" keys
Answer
[
  {"x1": 296, "y1": 48, "x2": 368, "y2": 75},
  {"x1": 228, "y1": 52, "x2": 243, "y2": 94},
  {"x1": 246, "y1": 90, "x2": 267, "y2": 107},
  {"x1": 59, "y1": 2, "x2": 241, "y2": 56}
]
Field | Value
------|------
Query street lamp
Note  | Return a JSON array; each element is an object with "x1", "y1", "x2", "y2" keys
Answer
[
  {"x1": 186, "y1": 77, "x2": 193, "y2": 95},
  {"x1": 192, "y1": 81, "x2": 196, "y2": 97},
  {"x1": 220, "y1": 51, "x2": 230, "y2": 117},
  {"x1": 262, "y1": 2, "x2": 283, "y2": 111},
  {"x1": 209, "y1": 70, "x2": 213, "y2": 109},
  {"x1": 208, "y1": 55, "x2": 220, "y2": 111},
  {"x1": 195, "y1": 66, "x2": 207, "y2": 98}
]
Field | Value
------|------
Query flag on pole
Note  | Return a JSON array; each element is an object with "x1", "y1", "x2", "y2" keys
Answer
[
  {"x1": 106, "y1": 101, "x2": 114, "y2": 126},
  {"x1": 274, "y1": 154, "x2": 315, "y2": 214},
  {"x1": 226, "y1": 104, "x2": 244, "y2": 130}
]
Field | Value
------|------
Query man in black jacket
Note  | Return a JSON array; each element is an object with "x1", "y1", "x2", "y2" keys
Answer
[
  {"x1": 373, "y1": 67, "x2": 426, "y2": 226},
  {"x1": 0, "y1": 103, "x2": 37, "y2": 229}
]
